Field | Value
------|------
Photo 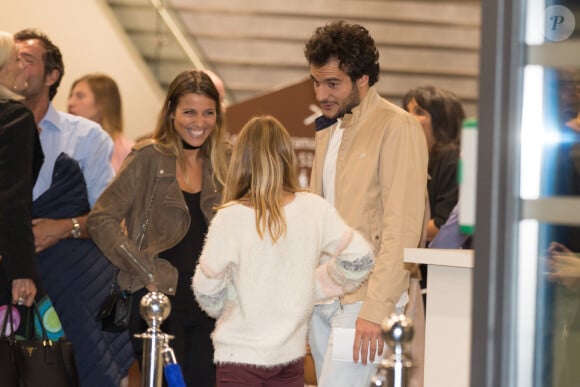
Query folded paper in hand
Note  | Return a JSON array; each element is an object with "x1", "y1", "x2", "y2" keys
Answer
[{"x1": 332, "y1": 328, "x2": 386, "y2": 364}]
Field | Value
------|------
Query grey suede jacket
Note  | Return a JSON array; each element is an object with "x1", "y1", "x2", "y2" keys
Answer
[{"x1": 87, "y1": 143, "x2": 223, "y2": 294}]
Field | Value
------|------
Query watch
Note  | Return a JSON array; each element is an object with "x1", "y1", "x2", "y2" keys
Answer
[{"x1": 71, "y1": 217, "x2": 81, "y2": 239}]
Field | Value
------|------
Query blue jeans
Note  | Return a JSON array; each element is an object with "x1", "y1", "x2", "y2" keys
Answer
[{"x1": 308, "y1": 299, "x2": 406, "y2": 387}]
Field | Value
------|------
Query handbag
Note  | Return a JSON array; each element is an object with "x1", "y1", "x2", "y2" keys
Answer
[
  {"x1": 96, "y1": 178, "x2": 159, "y2": 333},
  {"x1": 1, "y1": 302, "x2": 80, "y2": 387},
  {"x1": 96, "y1": 285, "x2": 132, "y2": 332},
  {"x1": 96, "y1": 179, "x2": 158, "y2": 333},
  {"x1": 0, "y1": 303, "x2": 20, "y2": 387}
]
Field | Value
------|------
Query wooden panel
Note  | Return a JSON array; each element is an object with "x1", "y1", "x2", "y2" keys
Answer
[
  {"x1": 168, "y1": 0, "x2": 481, "y2": 26},
  {"x1": 377, "y1": 73, "x2": 478, "y2": 100},
  {"x1": 177, "y1": 13, "x2": 480, "y2": 49},
  {"x1": 110, "y1": 6, "x2": 159, "y2": 31},
  {"x1": 129, "y1": 32, "x2": 187, "y2": 59}
]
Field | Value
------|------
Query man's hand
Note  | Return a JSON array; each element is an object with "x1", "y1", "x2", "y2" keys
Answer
[
  {"x1": 353, "y1": 317, "x2": 384, "y2": 365},
  {"x1": 12, "y1": 278, "x2": 37, "y2": 307},
  {"x1": 32, "y1": 218, "x2": 70, "y2": 252}
]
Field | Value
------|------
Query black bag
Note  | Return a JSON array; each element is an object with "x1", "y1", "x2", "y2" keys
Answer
[
  {"x1": 0, "y1": 304, "x2": 20, "y2": 387},
  {"x1": 96, "y1": 289, "x2": 132, "y2": 332},
  {"x1": 1, "y1": 302, "x2": 80, "y2": 387}
]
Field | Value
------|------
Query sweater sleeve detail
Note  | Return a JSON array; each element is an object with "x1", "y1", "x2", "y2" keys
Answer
[
  {"x1": 315, "y1": 221, "x2": 375, "y2": 301},
  {"x1": 328, "y1": 252, "x2": 374, "y2": 293},
  {"x1": 192, "y1": 261, "x2": 228, "y2": 318}
]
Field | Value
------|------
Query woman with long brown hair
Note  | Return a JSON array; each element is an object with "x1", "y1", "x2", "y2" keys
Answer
[
  {"x1": 89, "y1": 70, "x2": 230, "y2": 386},
  {"x1": 68, "y1": 73, "x2": 134, "y2": 172}
]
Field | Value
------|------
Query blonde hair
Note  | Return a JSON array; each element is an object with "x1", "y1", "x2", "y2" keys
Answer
[
  {"x1": 70, "y1": 73, "x2": 123, "y2": 138},
  {"x1": 0, "y1": 31, "x2": 24, "y2": 100},
  {"x1": 222, "y1": 115, "x2": 300, "y2": 243},
  {"x1": 0, "y1": 31, "x2": 15, "y2": 70},
  {"x1": 149, "y1": 69, "x2": 229, "y2": 187}
]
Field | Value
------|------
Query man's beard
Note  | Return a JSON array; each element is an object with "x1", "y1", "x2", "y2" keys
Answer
[{"x1": 335, "y1": 84, "x2": 360, "y2": 119}]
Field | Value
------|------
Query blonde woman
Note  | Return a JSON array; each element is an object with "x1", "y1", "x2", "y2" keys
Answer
[
  {"x1": 88, "y1": 70, "x2": 230, "y2": 386},
  {"x1": 68, "y1": 73, "x2": 134, "y2": 172},
  {"x1": 193, "y1": 115, "x2": 374, "y2": 386},
  {"x1": 0, "y1": 30, "x2": 43, "y2": 308}
]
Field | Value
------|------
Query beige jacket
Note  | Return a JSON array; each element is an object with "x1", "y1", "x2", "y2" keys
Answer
[
  {"x1": 310, "y1": 87, "x2": 428, "y2": 324},
  {"x1": 88, "y1": 143, "x2": 222, "y2": 294}
]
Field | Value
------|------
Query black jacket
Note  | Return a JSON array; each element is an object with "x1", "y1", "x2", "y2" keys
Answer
[{"x1": 0, "y1": 99, "x2": 43, "y2": 287}]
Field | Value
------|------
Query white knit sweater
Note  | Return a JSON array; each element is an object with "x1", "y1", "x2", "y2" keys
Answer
[{"x1": 192, "y1": 192, "x2": 374, "y2": 367}]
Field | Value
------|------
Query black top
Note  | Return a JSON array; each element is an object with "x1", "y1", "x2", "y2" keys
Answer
[
  {"x1": 159, "y1": 191, "x2": 208, "y2": 313},
  {"x1": 0, "y1": 100, "x2": 44, "y2": 289},
  {"x1": 428, "y1": 146, "x2": 460, "y2": 228}
]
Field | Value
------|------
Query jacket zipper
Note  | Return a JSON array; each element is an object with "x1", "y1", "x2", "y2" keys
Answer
[{"x1": 120, "y1": 243, "x2": 154, "y2": 283}]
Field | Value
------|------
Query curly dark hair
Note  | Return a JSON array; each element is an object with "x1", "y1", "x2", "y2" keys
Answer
[
  {"x1": 402, "y1": 85, "x2": 465, "y2": 149},
  {"x1": 14, "y1": 28, "x2": 64, "y2": 101},
  {"x1": 304, "y1": 21, "x2": 380, "y2": 86}
]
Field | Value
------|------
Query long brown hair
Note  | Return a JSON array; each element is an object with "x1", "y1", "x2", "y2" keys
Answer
[
  {"x1": 150, "y1": 69, "x2": 229, "y2": 186},
  {"x1": 222, "y1": 115, "x2": 300, "y2": 243},
  {"x1": 71, "y1": 73, "x2": 123, "y2": 139}
]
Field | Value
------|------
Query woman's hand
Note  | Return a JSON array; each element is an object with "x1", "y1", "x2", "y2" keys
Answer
[{"x1": 12, "y1": 278, "x2": 37, "y2": 306}]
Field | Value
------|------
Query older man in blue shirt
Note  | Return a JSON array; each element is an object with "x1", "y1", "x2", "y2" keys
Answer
[
  {"x1": 15, "y1": 29, "x2": 113, "y2": 250},
  {"x1": 14, "y1": 29, "x2": 134, "y2": 387}
]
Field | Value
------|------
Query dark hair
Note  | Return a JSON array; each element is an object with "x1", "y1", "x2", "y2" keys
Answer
[
  {"x1": 14, "y1": 28, "x2": 64, "y2": 101},
  {"x1": 402, "y1": 85, "x2": 465, "y2": 149},
  {"x1": 304, "y1": 21, "x2": 380, "y2": 86}
]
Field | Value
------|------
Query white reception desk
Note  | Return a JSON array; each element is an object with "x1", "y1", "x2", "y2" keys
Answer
[{"x1": 404, "y1": 248, "x2": 474, "y2": 387}]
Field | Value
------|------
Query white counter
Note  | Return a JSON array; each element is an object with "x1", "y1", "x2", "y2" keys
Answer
[{"x1": 404, "y1": 248, "x2": 474, "y2": 387}]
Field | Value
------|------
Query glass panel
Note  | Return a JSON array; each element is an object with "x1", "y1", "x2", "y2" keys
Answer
[
  {"x1": 533, "y1": 222, "x2": 580, "y2": 387},
  {"x1": 521, "y1": 1, "x2": 580, "y2": 199},
  {"x1": 520, "y1": 65, "x2": 580, "y2": 200},
  {"x1": 521, "y1": 3, "x2": 580, "y2": 387}
]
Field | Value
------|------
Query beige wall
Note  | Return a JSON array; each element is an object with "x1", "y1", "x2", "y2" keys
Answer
[{"x1": 1, "y1": 0, "x2": 164, "y2": 141}]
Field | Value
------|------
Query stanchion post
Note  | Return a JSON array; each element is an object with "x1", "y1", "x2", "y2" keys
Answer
[
  {"x1": 134, "y1": 291, "x2": 173, "y2": 387},
  {"x1": 369, "y1": 313, "x2": 414, "y2": 387}
]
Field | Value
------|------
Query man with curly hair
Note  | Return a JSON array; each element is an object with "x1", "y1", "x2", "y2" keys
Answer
[{"x1": 305, "y1": 21, "x2": 429, "y2": 386}]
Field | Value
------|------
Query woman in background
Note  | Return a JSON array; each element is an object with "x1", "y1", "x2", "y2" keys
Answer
[
  {"x1": 88, "y1": 70, "x2": 230, "y2": 386},
  {"x1": 403, "y1": 85, "x2": 465, "y2": 241},
  {"x1": 68, "y1": 73, "x2": 134, "y2": 172},
  {"x1": 403, "y1": 86, "x2": 466, "y2": 315},
  {"x1": 193, "y1": 115, "x2": 374, "y2": 386}
]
